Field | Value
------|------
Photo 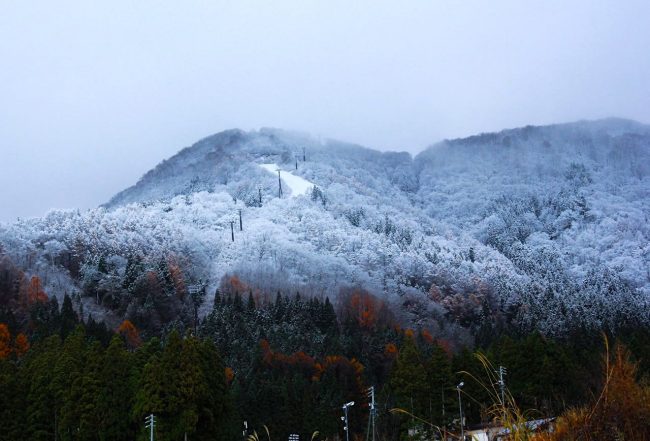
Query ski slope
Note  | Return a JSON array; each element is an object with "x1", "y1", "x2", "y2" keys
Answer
[{"x1": 259, "y1": 163, "x2": 314, "y2": 197}]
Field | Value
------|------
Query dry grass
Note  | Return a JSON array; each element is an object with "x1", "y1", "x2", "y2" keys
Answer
[{"x1": 532, "y1": 338, "x2": 650, "y2": 441}]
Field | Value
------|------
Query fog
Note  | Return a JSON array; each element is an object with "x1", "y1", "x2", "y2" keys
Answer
[{"x1": 1, "y1": 0, "x2": 649, "y2": 222}]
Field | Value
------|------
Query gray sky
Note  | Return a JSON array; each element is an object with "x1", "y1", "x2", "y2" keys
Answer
[{"x1": 1, "y1": 0, "x2": 649, "y2": 222}]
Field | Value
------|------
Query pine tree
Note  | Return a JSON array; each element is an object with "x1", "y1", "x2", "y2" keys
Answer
[
  {"x1": 29, "y1": 296, "x2": 60, "y2": 342},
  {"x1": 196, "y1": 338, "x2": 233, "y2": 440},
  {"x1": 25, "y1": 336, "x2": 61, "y2": 441},
  {"x1": 98, "y1": 335, "x2": 134, "y2": 440},
  {"x1": 425, "y1": 343, "x2": 454, "y2": 427},
  {"x1": 233, "y1": 292, "x2": 244, "y2": 313},
  {"x1": 59, "y1": 294, "x2": 78, "y2": 340},
  {"x1": 247, "y1": 291, "x2": 256, "y2": 315},
  {"x1": 177, "y1": 335, "x2": 204, "y2": 440},
  {"x1": 77, "y1": 341, "x2": 103, "y2": 440},
  {"x1": 0, "y1": 356, "x2": 23, "y2": 440},
  {"x1": 133, "y1": 355, "x2": 165, "y2": 440},
  {"x1": 389, "y1": 335, "x2": 430, "y2": 431},
  {"x1": 53, "y1": 326, "x2": 86, "y2": 440}
]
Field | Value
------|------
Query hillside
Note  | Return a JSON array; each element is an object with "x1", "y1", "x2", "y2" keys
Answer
[{"x1": 1, "y1": 119, "x2": 649, "y2": 340}]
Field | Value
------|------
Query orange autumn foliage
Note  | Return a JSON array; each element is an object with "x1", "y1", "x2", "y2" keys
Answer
[
  {"x1": 321, "y1": 354, "x2": 366, "y2": 392},
  {"x1": 13, "y1": 333, "x2": 30, "y2": 357},
  {"x1": 436, "y1": 338, "x2": 453, "y2": 357},
  {"x1": 349, "y1": 289, "x2": 382, "y2": 328},
  {"x1": 225, "y1": 367, "x2": 235, "y2": 384},
  {"x1": 0, "y1": 324, "x2": 10, "y2": 359},
  {"x1": 420, "y1": 329, "x2": 434, "y2": 344},
  {"x1": 167, "y1": 256, "x2": 186, "y2": 298},
  {"x1": 533, "y1": 342, "x2": 650, "y2": 441},
  {"x1": 385, "y1": 342, "x2": 398, "y2": 358},
  {"x1": 258, "y1": 339, "x2": 365, "y2": 390},
  {"x1": 228, "y1": 275, "x2": 248, "y2": 294},
  {"x1": 117, "y1": 320, "x2": 142, "y2": 349},
  {"x1": 260, "y1": 339, "x2": 319, "y2": 377},
  {"x1": 26, "y1": 276, "x2": 48, "y2": 304}
]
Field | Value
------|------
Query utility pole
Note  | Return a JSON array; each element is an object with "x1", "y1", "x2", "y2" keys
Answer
[
  {"x1": 366, "y1": 386, "x2": 376, "y2": 441},
  {"x1": 230, "y1": 221, "x2": 235, "y2": 242},
  {"x1": 145, "y1": 414, "x2": 155, "y2": 441},
  {"x1": 342, "y1": 401, "x2": 355, "y2": 441},
  {"x1": 498, "y1": 365, "x2": 507, "y2": 419},
  {"x1": 258, "y1": 186, "x2": 263, "y2": 206},
  {"x1": 457, "y1": 382, "x2": 464, "y2": 441},
  {"x1": 238, "y1": 209, "x2": 243, "y2": 231},
  {"x1": 277, "y1": 169, "x2": 283, "y2": 198}
]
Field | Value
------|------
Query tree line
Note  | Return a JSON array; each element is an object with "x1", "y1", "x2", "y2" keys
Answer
[{"x1": 3, "y1": 282, "x2": 650, "y2": 440}]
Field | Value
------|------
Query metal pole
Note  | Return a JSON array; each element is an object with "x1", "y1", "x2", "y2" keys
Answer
[
  {"x1": 277, "y1": 170, "x2": 283, "y2": 198},
  {"x1": 345, "y1": 406, "x2": 350, "y2": 441},
  {"x1": 370, "y1": 386, "x2": 376, "y2": 441},
  {"x1": 230, "y1": 221, "x2": 235, "y2": 242},
  {"x1": 238, "y1": 209, "x2": 243, "y2": 231},
  {"x1": 499, "y1": 366, "x2": 507, "y2": 420},
  {"x1": 145, "y1": 414, "x2": 155, "y2": 441},
  {"x1": 258, "y1": 187, "x2": 262, "y2": 206},
  {"x1": 342, "y1": 401, "x2": 355, "y2": 441},
  {"x1": 457, "y1": 383, "x2": 464, "y2": 441}
]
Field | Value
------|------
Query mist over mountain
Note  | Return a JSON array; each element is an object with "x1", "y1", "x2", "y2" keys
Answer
[{"x1": 1, "y1": 118, "x2": 649, "y2": 341}]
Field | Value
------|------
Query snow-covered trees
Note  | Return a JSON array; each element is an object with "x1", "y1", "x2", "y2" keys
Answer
[{"x1": 0, "y1": 120, "x2": 648, "y2": 337}]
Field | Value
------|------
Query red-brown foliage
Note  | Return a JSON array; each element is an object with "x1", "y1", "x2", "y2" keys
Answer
[
  {"x1": 535, "y1": 342, "x2": 650, "y2": 441},
  {"x1": 436, "y1": 338, "x2": 453, "y2": 357},
  {"x1": 13, "y1": 333, "x2": 30, "y2": 357},
  {"x1": 384, "y1": 342, "x2": 398, "y2": 358},
  {"x1": 0, "y1": 324, "x2": 11, "y2": 359},
  {"x1": 117, "y1": 320, "x2": 142, "y2": 349},
  {"x1": 26, "y1": 276, "x2": 48, "y2": 304},
  {"x1": 225, "y1": 367, "x2": 235, "y2": 384},
  {"x1": 338, "y1": 288, "x2": 393, "y2": 329},
  {"x1": 420, "y1": 329, "x2": 434, "y2": 344},
  {"x1": 167, "y1": 256, "x2": 186, "y2": 298}
]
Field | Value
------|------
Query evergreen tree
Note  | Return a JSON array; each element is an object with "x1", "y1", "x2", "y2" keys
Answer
[
  {"x1": 59, "y1": 294, "x2": 78, "y2": 340},
  {"x1": 425, "y1": 343, "x2": 454, "y2": 427},
  {"x1": 25, "y1": 336, "x2": 61, "y2": 441},
  {"x1": 133, "y1": 355, "x2": 165, "y2": 440},
  {"x1": 246, "y1": 291, "x2": 256, "y2": 315},
  {"x1": 0, "y1": 357, "x2": 23, "y2": 440},
  {"x1": 233, "y1": 292, "x2": 244, "y2": 313},
  {"x1": 53, "y1": 326, "x2": 86, "y2": 440},
  {"x1": 99, "y1": 335, "x2": 135, "y2": 440},
  {"x1": 390, "y1": 335, "x2": 430, "y2": 419},
  {"x1": 78, "y1": 341, "x2": 103, "y2": 440},
  {"x1": 29, "y1": 296, "x2": 60, "y2": 342},
  {"x1": 177, "y1": 335, "x2": 204, "y2": 440}
]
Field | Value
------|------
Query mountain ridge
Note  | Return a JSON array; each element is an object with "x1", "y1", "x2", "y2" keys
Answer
[{"x1": 1, "y1": 118, "x2": 648, "y2": 340}]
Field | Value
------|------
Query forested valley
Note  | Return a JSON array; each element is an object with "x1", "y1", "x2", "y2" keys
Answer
[{"x1": 2, "y1": 275, "x2": 650, "y2": 440}]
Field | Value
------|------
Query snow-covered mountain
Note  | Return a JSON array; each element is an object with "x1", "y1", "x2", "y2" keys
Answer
[{"x1": 1, "y1": 119, "x2": 649, "y2": 338}]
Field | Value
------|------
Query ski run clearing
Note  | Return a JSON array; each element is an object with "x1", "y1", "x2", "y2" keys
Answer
[{"x1": 259, "y1": 163, "x2": 315, "y2": 197}]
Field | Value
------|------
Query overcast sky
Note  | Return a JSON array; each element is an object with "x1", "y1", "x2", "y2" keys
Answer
[{"x1": 1, "y1": 0, "x2": 649, "y2": 222}]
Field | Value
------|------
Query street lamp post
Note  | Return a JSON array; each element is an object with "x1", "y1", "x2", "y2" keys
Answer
[
  {"x1": 457, "y1": 382, "x2": 464, "y2": 441},
  {"x1": 342, "y1": 401, "x2": 355, "y2": 441}
]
